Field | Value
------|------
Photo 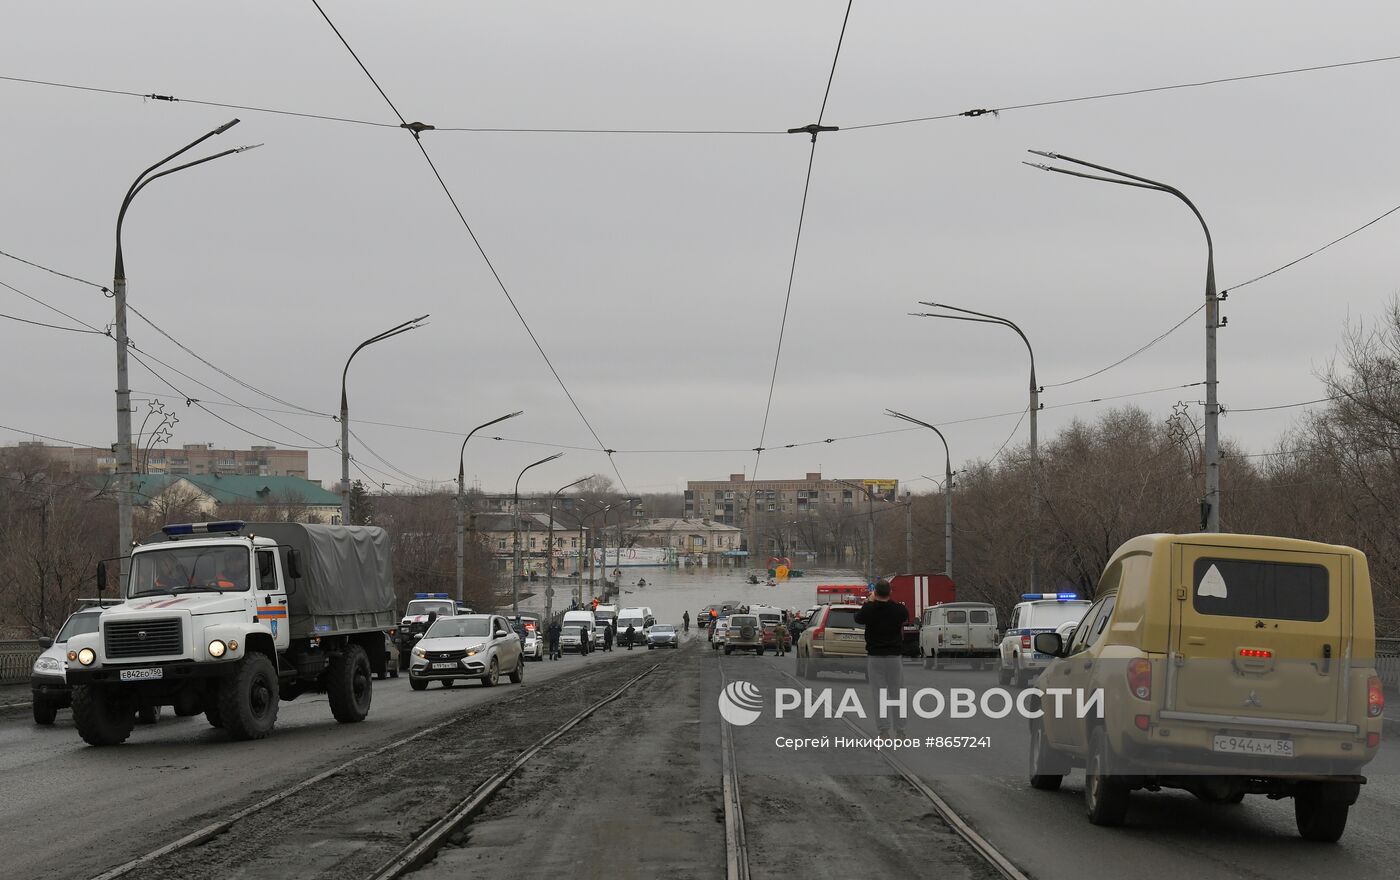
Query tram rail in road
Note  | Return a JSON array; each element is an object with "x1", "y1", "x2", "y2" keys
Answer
[{"x1": 86, "y1": 662, "x2": 658, "y2": 880}]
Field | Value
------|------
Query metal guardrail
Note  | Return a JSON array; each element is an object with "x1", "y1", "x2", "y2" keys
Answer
[
  {"x1": 1378, "y1": 637, "x2": 1400, "y2": 694},
  {"x1": 0, "y1": 640, "x2": 40, "y2": 685}
]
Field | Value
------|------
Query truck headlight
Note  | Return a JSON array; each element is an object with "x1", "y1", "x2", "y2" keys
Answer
[
  {"x1": 208, "y1": 639, "x2": 227, "y2": 658},
  {"x1": 33, "y1": 657, "x2": 61, "y2": 672},
  {"x1": 77, "y1": 647, "x2": 95, "y2": 666}
]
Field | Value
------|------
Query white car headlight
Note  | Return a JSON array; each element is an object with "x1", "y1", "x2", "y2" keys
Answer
[
  {"x1": 208, "y1": 639, "x2": 227, "y2": 658},
  {"x1": 77, "y1": 647, "x2": 95, "y2": 666},
  {"x1": 413, "y1": 646, "x2": 426, "y2": 659},
  {"x1": 33, "y1": 657, "x2": 61, "y2": 672}
]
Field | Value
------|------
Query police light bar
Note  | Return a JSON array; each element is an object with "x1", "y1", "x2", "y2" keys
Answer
[
  {"x1": 1021, "y1": 592, "x2": 1080, "y2": 601},
  {"x1": 162, "y1": 521, "x2": 245, "y2": 536},
  {"x1": 414, "y1": 592, "x2": 450, "y2": 599}
]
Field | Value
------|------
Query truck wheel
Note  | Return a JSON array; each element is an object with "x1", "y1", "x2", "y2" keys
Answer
[
  {"x1": 410, "y1": 677, "x2": 428, "y2": 691},
  {"x1": 72, "y1": 685, "x2": 135, "y2": 746},
  {"x1": 1295, "y1": 785, "x2": 1350, "y2": 842},
  {"x1": 218, "y1": 653, "x2": 280, "y2": 741},
  {"x1": 1084, "y1": 727, "x2": 1130, "y2": 826},
  {"x1": 1029, "y1": 720, "x2": 1067, "y2": 791},
  {"x1": 508, "y1": 655, "x2": 524, "y2": 684},
  {"x1": 327, "y1": 643, "x2": 373, "y2": 723},
  {"x1": 32, "y1": 699, "x2": 58, "y2": 726},
  {"x1": 481, "y1": 657, "x2": 500, "y2": 687},
  {"x1": 137, "y1": 704, "x2": 161, "y2": 725}
]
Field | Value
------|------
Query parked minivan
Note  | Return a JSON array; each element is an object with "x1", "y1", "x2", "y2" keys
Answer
[
  {"x1": 1027, "y1": 533, "x2": 1385, "y2": 842},
  {"x1": 920, "y1": 602, "x2": 998, "y2": 670},
  {"x1": 616, "y1": 607, "x2": 654, "y2": 647}
]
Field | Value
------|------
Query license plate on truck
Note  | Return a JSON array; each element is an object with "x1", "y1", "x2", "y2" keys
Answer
[
  {"x1": 119, "y1": 667, "x2": 163, "y2": 682},
  {"x1": 431, "y1": 662, "x2": 457, "y2": 670},
  {"x1": 1213, "y1": 735, "x2": 1294, "y2": 757}
]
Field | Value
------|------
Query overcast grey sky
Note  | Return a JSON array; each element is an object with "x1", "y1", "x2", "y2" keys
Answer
[{"x1": 2, "y1": 1, "x2": 1399, "y2": 496}]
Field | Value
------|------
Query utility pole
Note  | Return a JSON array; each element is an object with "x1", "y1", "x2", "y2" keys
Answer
[
  {"x1": 911, "y1": 309, "x2": 1033, "y2": 585},
  {"x1": 1026, "y1": 150, "x2": 1221, "y2": 531},
  {"x1": 904, "y1": 491, "x2": 913, "y2": 575},
  {"x1": 456, "y1": 410, "x2": 523, "y2": 602},
  {"x1": 112, "y1": 119, "x2": 255, "y2": 581}
]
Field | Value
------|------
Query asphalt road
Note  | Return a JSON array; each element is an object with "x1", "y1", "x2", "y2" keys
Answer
[
  {"x1": 0, "y1": 648, "x2": 634, "y2": 880},
  {"x1": 743, "y1": 653, "x2": 1400, "y2": 880}
]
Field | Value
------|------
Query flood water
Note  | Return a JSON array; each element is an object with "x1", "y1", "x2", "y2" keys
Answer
[{"x1": 604, "y1": 565, "x2": 865, "y2": 626}]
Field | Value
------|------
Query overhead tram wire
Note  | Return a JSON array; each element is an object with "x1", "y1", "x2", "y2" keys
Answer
[
  {"x1": 10, "y1": 51, "x2": 1400, "y2": 137},
  {"x1": 751, "y1": 0, "x2": 853, "y2": 487},
  {"x1": 1043, "y1": 196, "x2": 1400, "y2": 389},
  {"x1": 2, "y1": 247, "x2": 334, "y2": 416},
  {"x1": 307, "y1": 0, "x2": 631, "y2": 496},
  {"x1": 842, "y1": 52, "x2": 1400, "y2": 132},
  {"x1": 0, "y1": 310, "x2": 106, "y2": 335}
]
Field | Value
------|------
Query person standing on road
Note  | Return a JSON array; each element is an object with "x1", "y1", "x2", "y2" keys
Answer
[
  {"x1": 625, "y1": 623, "x2": 636, "y2": 650},
  {"x1": 854, "y1": 579, "x2": 909, "y2": 737},
  {"x1": 547, "y1": 620, "x2": 562, "y2": 660},
  {"x1": 603, "y1": 622, "x2": 614, "y2": 652},
  {"x1": 772, "y1": 621, "x2": 788, "y2": 657},
  {"x1": 682, "y1": 611, "x2": 690, "y2": 633}
]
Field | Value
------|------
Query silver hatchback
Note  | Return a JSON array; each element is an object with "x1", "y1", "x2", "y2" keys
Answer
[{"x1": 409, "y1": 614, "x2": 524, "y2": 689}]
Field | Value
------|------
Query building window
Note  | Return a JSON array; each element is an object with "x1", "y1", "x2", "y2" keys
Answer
[
  {"x1": 529, "y1": 538, "x2": 537, "y2": 549},
  {"x1": 498, "y1": 539, "x2": 507, "y2": 551},
  {"x1": 571, "y1": 537, "x2": 578, "y2": 548}
]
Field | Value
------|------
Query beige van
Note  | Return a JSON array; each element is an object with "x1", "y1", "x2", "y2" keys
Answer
[{"x1": 1028, "y1": 533, "x2": 1384, "y2": 842}]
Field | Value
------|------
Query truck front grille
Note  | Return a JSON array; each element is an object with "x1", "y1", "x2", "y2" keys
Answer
[{"x1": 104, "y1": 618, "x2": 183, "y2": 659}]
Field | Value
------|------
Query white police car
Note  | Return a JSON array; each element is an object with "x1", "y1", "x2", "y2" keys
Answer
[{"x1": 996, "y1": 593, "x2": 1092, "y2": 687}]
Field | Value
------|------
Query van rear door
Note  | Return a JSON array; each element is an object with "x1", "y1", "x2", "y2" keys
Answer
[{"x1": 1168, "y1": 542, "x2": 1348, "y2": 724}]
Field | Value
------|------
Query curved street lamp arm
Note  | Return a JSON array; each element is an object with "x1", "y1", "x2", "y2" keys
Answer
[
  {"x1": 514, "y1": 452, "x2": 565, "y2": 496},
  {"x1": 913, "y1": 307, "x2": 1037, "y2": 386},
  {"x1": 1026, "y1": 150, "x2": 1215, "y2": 295},
  {"x1": 341, "y1": 314, "x2": 430, "y2": 407},
  {"x1": 884, "y1": 409, "x2": 953, "y2": 476},
  {"x1": 458, "y1": 410, "x2": 524, "y2": 479}
]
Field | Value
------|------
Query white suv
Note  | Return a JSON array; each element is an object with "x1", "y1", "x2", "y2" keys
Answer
[
  {"x1": 410, "y1": 614, "x2": 524, "y2": 690},
  {"x1": 996, "y1": 595, "x2": 1091, "y2": 687}
]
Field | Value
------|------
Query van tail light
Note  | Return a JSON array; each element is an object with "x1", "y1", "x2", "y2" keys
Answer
[
  {"x1": 1020, "y1": 635, "x2": 1032, "y2": 651},
  {"x1": 1368, "y1": 675, "x2": 1384, "y2": 718},
  {"x1": 1134, "y1": 714, "x2": 1150, "y2": 731},
  {"x1": 1239, "y1": 648, "x2": 1273, "y2": 659},
  {"x1": 1368, "y1": 732, "x2": 1381, "y2": 749},
  {"x1": 1127, "y1": 658, "x2": 1152, "y2": 701}
]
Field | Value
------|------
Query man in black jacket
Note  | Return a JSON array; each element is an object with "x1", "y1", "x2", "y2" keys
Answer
[
  {"x1": 547, "y1": 621, "x2": 563, "y2": 661},
  {"x1": 854, "y1": 580, "x2": 909, "y2": 737}
]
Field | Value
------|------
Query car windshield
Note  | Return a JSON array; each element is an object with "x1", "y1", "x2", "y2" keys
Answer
[
  {"x1": 57, "y1": 612, "x2": 101, "y2": 642},
  {"x1": 619, "y1": 617, "x2": 643, "y2": 628},
  {"x1": 1026, "y1": 603, "x2": 1091, "y2": 629},
  {"x1": 651, "y1": 626, "x2": 675, "y2": 634},
  {"x1": 129, "y1": 545, "x2": 252, "y2": 596},
  {"x1": 730, "y1": 616, "x2": 757, "y2": 627},
  {"x1": 562, "y1": 626, "x2": 584, "y2": 636},
  {"x1": 425, "y1": 618, "x2": 491, "y2": 639},
  {"x1": 406, "y1": 600, "x2": 455, "y2": 618}
]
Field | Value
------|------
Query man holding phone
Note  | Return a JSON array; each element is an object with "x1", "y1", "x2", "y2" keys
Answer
[{"x1": 854, "y1": 579, "x2": 909, "y2": 738}]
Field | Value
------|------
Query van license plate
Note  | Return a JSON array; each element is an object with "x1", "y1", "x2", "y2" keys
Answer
[
  {"x1": 431, "y1": 662, "x2": 457, "y2": 670},
  {"x1": 119, "y1": 668, "x2": 162, "y2": 682},
  {"x1": 1213, "y1": 735, "x2": 1293, "y2": 757}
]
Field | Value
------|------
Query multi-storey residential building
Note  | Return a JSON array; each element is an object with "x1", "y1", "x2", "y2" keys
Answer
[
  {"x1": 5, "y1": 441, "x2": 309, "y2": 479},
  {"x1": 684, "y1": 472, "x2": 899, "y2": 559}
]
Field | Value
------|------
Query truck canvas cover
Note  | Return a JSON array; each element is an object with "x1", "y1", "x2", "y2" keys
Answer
[{"x1": 240, "y1": 523, "x2": 395, "y2": 637}]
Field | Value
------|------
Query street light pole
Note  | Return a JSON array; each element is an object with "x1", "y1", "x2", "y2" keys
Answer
[
  {"x1": 886, "y1": 409, "x2": 956, "y2": 578},
  {"x1": 456, "y1": 410, "x2": 523, "y2": 601},
  {"x1": 1025, "y1": 150, "x2": 1221, "y2": 532},
  {"x1": 513, "y1": 453, "x2": 564, "y2": 615},
  {"x1": 340, "y1": 315, "x2": 429, "y2": 524},
  {"x1": 113, "y1": 119, "x2": 258, "y2": 580},
  {"x1": 912, "y1": 305, "x2": 1037, "y2": 587},
  {"x1": 546, "y1": 476, "x2": 588, "y2": 621}
]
